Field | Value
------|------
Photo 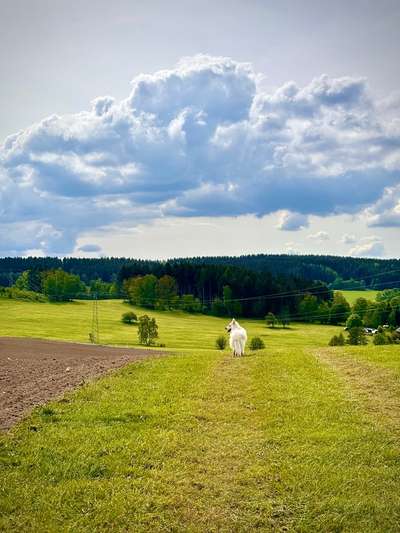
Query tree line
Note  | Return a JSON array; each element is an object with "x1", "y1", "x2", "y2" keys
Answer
[
  {"x1": 170, "y1": 254, "x2": 400, "y2": 289},
  {"x1": 0, "y1": 254, "x2": 399, "y2": 290},
  {"x1": 1, "y1": 269, "x2": 119, "y2": 302},
  {"x1": 119, "y1": 263, "x2": 332, "y2": 318},
  {"x1": 2, "y1": 263, "x2": 333, "y2": 319},
  {"x1": 5, "y1": 264, "x2": 399, "y2": 330}
]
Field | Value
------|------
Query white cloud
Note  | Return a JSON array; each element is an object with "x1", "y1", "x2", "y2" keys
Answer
[
  {"x1": 365, "y1": 185, "x2": 400, "y2": 227},
  {"x1": 308, "y1": 230, "x2": 329, "y2": 240},
  {"x1": 349, "y1": 236, "x2": 385, "y2": 257},
  {"x1": 1, "y1": 54, "x2": 399, "y2": 254},
  {"x1": 340, "y1": 233, "x2": 357, "y2": 244},
  {"x1": 77, "y1": 244, "x2": 102, "y2": 253},
  {"x1": 276, "y1": 211, "x2": 309, "y2": 231},
  {"x1": 284, "y1": 241, "x2": 301, "y2": 254}
]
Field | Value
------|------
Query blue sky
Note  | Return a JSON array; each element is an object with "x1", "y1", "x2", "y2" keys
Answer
[{"x1": 1, "y1": 0, "x2": 399, "y2": 258}]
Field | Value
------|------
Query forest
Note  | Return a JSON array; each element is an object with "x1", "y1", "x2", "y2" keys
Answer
[
  {"x1": 1, "y1": 254, "x2": 400, "y2": 325},
  {"x1": 0, "y1": 254, "x2": 399, "y2": 289},
  {"x1": 175, "y1": 254, "x2": 400, "y2": 289},
  {"x1": 0, "y1": 259, "x2": 332, "y2": 319}
]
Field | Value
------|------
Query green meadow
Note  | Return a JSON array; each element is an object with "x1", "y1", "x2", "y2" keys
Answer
[
  {"x1": 339, "y1": 289, "x2": 380, "y2": 305},
  {"x1": 1, "y1": 298, "x2": 400, "y2": 532}
]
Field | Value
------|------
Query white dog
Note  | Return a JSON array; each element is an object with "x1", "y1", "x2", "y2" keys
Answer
[{"x1": 225, "y1": 318, "x2": 247, "y2": 357}]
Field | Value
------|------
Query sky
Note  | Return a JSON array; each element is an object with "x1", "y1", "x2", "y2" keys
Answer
[{"x1": 0, "y1": 0, "x2": 399, "y2": 259}]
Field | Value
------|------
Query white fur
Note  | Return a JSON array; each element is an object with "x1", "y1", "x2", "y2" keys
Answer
[{"x1": 225, "y1": 318, "x2": 247, "y2": 357}]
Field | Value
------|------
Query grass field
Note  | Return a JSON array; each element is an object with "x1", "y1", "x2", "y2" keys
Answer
[
  {"x1": 0, "y1": 298, "x2": 340, "y2": 350},
  {"x1": 338, "y1": 289, "x2": 379, "y2": 305},
  {"x1": 1, "y1": 298, "x2": 400, "y2": 532}
]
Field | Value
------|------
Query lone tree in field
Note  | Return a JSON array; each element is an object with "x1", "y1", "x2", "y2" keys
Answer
[
  {"x1": 265, "y1": 312, "x2": 277, "y2": 328},
  {"x1": 137, "y1": 315, "x2": 159, "y2": 346},
  {"x1": 121, "y1": 311, "x2": 137, "y2": 324}
]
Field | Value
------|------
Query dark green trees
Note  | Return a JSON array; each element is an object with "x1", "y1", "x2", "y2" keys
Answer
[
  {"x1": 42, "y1": 270, "x2": 84, "y2": 301},
  {"x1": 345, "y1": 314, "x2": 367, "y2": 345}
]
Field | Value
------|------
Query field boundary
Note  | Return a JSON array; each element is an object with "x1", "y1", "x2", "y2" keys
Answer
[{"x1": 0, "y1": 336, "x2": 166, "y2": 431}]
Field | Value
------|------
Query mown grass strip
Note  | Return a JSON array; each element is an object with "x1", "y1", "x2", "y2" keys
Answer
[{"x1": 316, "y1": 346, "x2": 400, "y2": 435}]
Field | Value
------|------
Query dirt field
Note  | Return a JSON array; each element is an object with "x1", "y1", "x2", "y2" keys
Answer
[{"x1": 0, "y1": 337, "x2": 163, "y2": 431}]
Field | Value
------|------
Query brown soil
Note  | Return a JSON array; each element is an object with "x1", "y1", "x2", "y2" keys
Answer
[{"x1": 0, "y1": 337, "x2": 164, "y2": 431}]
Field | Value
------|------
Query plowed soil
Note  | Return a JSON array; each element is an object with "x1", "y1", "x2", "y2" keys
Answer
[{"x1": 0, "y1": 337, "x2": 163, "y2": 430}]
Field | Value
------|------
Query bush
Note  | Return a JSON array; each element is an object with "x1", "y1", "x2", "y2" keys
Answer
[
  {"x1": 0, "y1": 287, "x2": 47, "y2": 302},
  {"x1": 373, "y1": 331, "x2": 393, "y2": 345},
  {"x1": 215, "y1": 335, "x2": 227, "y2": 350},
  {"x1": 347, "y1": 327, "x2": 367, "y2": 345},
  {"x1": 373, "y1": 332, "x2": 388, "y2": 345},
  {"x1": 121, "y1": 311, "x2": 137, "y2": 324},
  {"x1": 249, "y1": 337, "x2": 265, "y2": 350},
  {"x1": 137, "y1": 315, "x2": 159, "y2": 346},
  {"x1": 390, "y1": 330, "x2": 400, "y2": 344},
  {"x1": 328, "y1": 333, "x2": 345, "y2": 346}
]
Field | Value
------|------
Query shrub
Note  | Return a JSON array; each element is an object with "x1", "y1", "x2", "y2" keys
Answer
[
  {"x1": 373, "y1": 332, "x2": 388, "y2": 345},
  {"x1": 121, "y1": 311, "x2": 137, "y2": 324},
  {"x1": 249, "y1": 336, "x2": 265, "y2": 350},
  {"x1": 328, "y1": 333, "x2": 345, "y2": 346},
  {"x1": 215, "y1": 335, "x2": 227, "y2": 350},
  {"x1": 347, "y1": 327, "x2": 367, "y2": 345},
  {"x1": 137, "y1": 315, "x2": 159, "y2": 346},
  {"x1": 0, "y1": 287, "x2": 47, "y2": 302},
  {"x1": 390, "y1": 330, "x2": 400, "y2": 344}
]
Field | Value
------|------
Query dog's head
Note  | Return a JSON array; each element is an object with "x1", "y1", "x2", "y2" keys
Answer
[{"x1": 225, "y1": 318, "x2": 236, "y2": 332}]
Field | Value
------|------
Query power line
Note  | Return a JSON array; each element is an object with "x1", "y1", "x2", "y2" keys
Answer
[
  {"x1": 272, "y1": 298, "x2": 399, "y2": 323},
  {"x1": 219, "y1": 269, "x2": 400, "y2": 304},
  {"x1": 12, "y1": 265, "x2": 400, "y2": 306},
  {"x1": 124, "y1": 271, "x2": 400, "y2": 306}
]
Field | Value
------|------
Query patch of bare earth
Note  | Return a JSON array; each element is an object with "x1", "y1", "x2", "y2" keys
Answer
[
  {"x1": 315, "y1": 348, "x2": 400, "y2": 434},
  {"x1": 0, "y1": 337, "x2": 164, "y2": 431}
]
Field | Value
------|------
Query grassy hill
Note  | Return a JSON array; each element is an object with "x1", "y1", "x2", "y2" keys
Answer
[
  {"x1": 1, "y1": 299, "x2": 400, "y2": 531},
  {"x1": 0, "y1": 298, "x2": 340, "y2": 349},
  {"x1": 337, "y1": 289, "x2": 379, "y2": 305}
]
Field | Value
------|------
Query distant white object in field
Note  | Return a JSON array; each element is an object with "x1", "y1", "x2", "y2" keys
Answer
[{"x1": 225, "y1": 318, "x2": 247, "y2": 357}]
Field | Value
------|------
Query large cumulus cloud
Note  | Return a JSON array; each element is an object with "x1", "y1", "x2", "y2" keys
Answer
[
  {"x1": 365, "y1": 185, "x2": 400, "y2": 226},
  {"x1": 1, "y1": 54, "x2": 399, "y2": 254}
]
